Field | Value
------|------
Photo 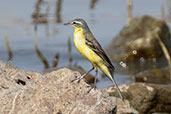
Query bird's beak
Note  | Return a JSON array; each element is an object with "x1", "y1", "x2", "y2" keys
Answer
[{"x1": 64, "y1": 22, "x2": 71, "y2": 25}]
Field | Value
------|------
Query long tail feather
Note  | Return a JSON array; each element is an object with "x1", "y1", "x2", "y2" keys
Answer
[{"x1": 109, "y1": 75, "x2": 124, "y2": 101}]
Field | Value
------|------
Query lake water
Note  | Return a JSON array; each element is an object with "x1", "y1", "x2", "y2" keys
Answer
[{"x1": 0, "y1": 0, "x2": 170, "y2": 88}]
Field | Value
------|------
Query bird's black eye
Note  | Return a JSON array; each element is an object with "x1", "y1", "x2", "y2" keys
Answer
[{"x1": 73, "y1": 21, "x2": 76, "y2": 24}]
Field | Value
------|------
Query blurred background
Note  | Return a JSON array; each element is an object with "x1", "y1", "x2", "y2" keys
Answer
[{"x1": 0, "y1": 0, "x2": 171, "y2": 88}]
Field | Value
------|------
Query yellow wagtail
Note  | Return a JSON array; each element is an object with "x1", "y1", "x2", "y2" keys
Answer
[{"x1": 64, "y1": 18, "x2": 123, "y2": 100}]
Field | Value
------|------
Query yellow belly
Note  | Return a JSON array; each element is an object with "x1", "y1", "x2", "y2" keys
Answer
[
  {"x1": 74, "y1": 38, "x2": 110, "y2": 76},
  {"x1": 73, "y1": 32, "x2": 101, "y2": 64}
]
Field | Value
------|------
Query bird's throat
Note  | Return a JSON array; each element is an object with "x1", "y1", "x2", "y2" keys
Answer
[{"x1": 74, "y1": 27, "x2": 83, "y2": 34}]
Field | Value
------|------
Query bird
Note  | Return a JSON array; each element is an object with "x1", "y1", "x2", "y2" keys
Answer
[{"x1": 64, "y1": 18, "x2": 123, "y2": 101}]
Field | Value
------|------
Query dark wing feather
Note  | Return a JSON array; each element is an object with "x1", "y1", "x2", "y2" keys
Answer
[{"x1": 84, "y1": 31, "x2": 115, "y2": 75}]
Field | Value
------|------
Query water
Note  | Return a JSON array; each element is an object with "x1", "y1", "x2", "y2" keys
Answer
[{"x1": 0, "y1": 0, "x2": 170, "y2": 88}]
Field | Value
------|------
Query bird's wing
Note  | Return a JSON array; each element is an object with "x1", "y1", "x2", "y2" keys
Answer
[{"x1": 84, "y1": 31, "x2": 115, "y2": 75}]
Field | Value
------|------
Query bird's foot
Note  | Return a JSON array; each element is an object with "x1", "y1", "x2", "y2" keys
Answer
[
  {"x1": 87, "y1": 84, "x2": 97, "y2": 93},
  {"x1": 71, "y1": 75, "x2": 84, "y2": 83}
]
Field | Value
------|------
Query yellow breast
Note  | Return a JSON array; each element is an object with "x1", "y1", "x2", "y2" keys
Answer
[{"x1": 73, "y1": 27, "x2": 102, "y2": 63}]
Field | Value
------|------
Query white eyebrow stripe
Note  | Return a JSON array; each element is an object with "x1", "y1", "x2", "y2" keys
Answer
[{"x1": 74, "y1": 21, "x2": 83, "y2": 25}]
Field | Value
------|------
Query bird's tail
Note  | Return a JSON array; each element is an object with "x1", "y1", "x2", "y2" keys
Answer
[
  {"x1": 99, "y1": 64, "x2": 124, "y2": 100},
  {"x1": 108, "y1": 74, "x2": 124, "y2": 101}
]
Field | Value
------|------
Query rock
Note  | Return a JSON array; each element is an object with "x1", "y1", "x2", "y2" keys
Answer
[
  {"x1": 43, "y1": 65, "x2": 97, "y2": 84},
  {"x1": 106, "y1": 15, "x2": 171, "y2": 63},
  {"x1": 106, "y1": 83, "x2": 171, "y2": 113},
  {"x1": 68, "y1": 66, "x2": 97, "y2": 84},
  {"x1": 0, "y1": 60, "x2": 133, "y2": 114},
  {"x1": 134, "y1": 69, "x2": 171, "y2": 84}
]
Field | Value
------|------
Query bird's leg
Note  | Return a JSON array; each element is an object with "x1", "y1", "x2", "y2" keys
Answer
[
  {"x1": 71, "y1": 67, "x2": 94, "y2": 83},
  {"x1": 93, "y1": 69, "x2": 98, "y2": 88},
  {"x1": 87, "y1": 69, "x2": 98, "y2": 93}
]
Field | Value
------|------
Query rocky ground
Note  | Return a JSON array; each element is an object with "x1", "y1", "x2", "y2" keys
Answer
[
  {"x1": 107, "y1": 83, "x2": 171, "y2": 113},
  {"x1": 0, "y1": 60, "x2": 170, "y2": 114},
  {"x1": 0, "y1": 60, "x2": 136, "y2": 114}
]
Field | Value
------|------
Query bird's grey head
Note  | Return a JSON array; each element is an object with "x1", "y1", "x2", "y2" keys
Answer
[{"x1": 64, "y1": 18, "x2": 89, "y2": 29}]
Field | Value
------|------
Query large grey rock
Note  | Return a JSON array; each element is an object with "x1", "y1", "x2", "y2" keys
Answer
[
  {"x1": 106, "y1": 83, "x2": 171, "y2": 113},
  {"x1": 0, "y1": 60, "x2": 133, "y2": 114},
  {"x1": 106, "y1": 15, "x2": 171, "y2": 63}
]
